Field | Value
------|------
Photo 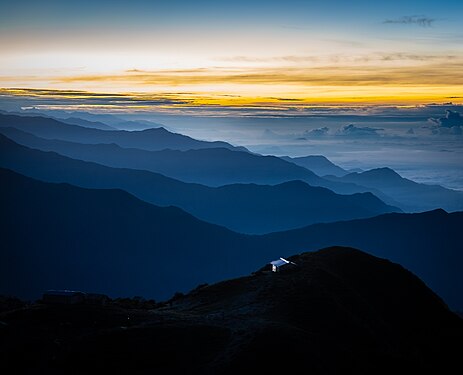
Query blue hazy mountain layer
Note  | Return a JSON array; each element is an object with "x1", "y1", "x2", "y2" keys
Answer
[
  {"x1": 282, "y1": 155, "x2": 349, "y2": 177},
  {"x1": 324, "y1": 168, "x2": 463, "y2": 212},
  {"x1": 0, "y1": 113, "x2": 247, "y2": 152},
  {"x1": 0, "y1": 114, "x2": 398, "y2": 200},
  {"x1": 0, "y1": 134, "x2": 399, "y2": 234},
  {"x1": 1, "y1": 168, "x2": 462, "y2": 310}
]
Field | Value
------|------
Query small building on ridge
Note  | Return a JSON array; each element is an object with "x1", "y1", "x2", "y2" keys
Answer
[{"x1": 270, "y1": 257, "x2": 297, "y2": 272}]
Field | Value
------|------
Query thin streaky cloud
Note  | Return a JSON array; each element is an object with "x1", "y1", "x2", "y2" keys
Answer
[
  {"x1": 52, "y1": 62, "x2": 463, "y2": 86},
  {"x1": 1, "y1": 88, "x2": 462, "y2": 115},
  {"x1": 219, "y1": 53, "x2": 456, "y2": 64},
  {"x1": 383, "y1": 15, "x2": 436, "y2": 27}
]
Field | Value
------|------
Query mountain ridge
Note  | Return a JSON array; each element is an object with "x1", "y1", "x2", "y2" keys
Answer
[
  {"x1": 1, "y1": 246, "x2": 461, "y2": 374},
  {"x1": 325, "y1": 167, "x2": 463, "y2": 211},
  {"x1": 0, "y1": 133, "x2": 400, "y2": 234},
  {"x1": 0, "y1": 113, "x2": 246, "y2": 152},
  {"x1": 0, "y1": 113, "x2": 402, "y2": 199},
  {"x1": 1, "y1": 167, "x2": 462, "y2": 310},
  {"x1": 282, "y1": 154, "x2": 349, "y2": 176}
]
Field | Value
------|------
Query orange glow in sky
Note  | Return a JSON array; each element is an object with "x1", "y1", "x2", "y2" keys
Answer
[{"x1": 1, "y1": 1, "x2": 462, "y2": 110}]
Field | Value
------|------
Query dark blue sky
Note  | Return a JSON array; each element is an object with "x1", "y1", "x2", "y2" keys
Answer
[{"x1": 1, "y1": 0, "x2": 461, "y2": 42}]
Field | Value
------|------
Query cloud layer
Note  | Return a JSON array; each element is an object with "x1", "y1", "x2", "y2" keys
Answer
[
  {"x1": 383, "y1": 15, "x2": 436, "y2": 27},
  {"x1": 430, "y1": 110, "x2": 463, "y2": 135},
  {"x1": 53, "y1": 62, "x2": 463, "y2": 87},
  {"x1": 337, "y1": 124, "x2": 383, "y2": 137}
]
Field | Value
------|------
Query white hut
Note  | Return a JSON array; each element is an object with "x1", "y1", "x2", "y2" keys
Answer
[{"x1": 270, "y1": 257, "x2": 297, "y2": 272}]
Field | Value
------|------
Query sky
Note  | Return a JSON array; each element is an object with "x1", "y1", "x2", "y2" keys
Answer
[
  {"x1": 1, "y1": 0, "x2": 462, "y2": 189},
  {"x1": 1, "y1": 0, "x2": 462, "y2": 108}
]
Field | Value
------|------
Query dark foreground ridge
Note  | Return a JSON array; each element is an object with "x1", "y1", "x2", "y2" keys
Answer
[{"x1": 1, "y1": 247, "x2": 461, "y2": 374}]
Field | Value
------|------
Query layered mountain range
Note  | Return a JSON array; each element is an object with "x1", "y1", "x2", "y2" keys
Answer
[
  {"x1": 0, "y1": 133, "x2": 399, "y2": 234},
  {"x1": 1, "y1": 110, "x2": 462, "y2": 312},
  {"x1": 1, "y1": 168, "x2": 462, "y2": 310},
  {"x1": 1, "y1": 113, "x2": 461, "y2": 212}
]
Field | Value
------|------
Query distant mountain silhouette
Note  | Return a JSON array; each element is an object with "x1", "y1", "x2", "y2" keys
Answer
[
  {"x1": 0, "y1": 135, "x2": 399, "y2": 233},
  {"x1": 12, "y1": 109, "x2": 166, "y2": 130},
  {"x1": 60, "y1": 117, "x2": 117, "y2": 130},
  {"x1": 282, "y1": 155, "x2": 349, "y2": 176},
  {"x1": 1, "y1": 247, "x2": 461, "y2": 374},
  {"x1": 325, "y1": 167, "x2": 463, "y2": 212},
  {"x1": 1, "y1": 127, "x2": 331, "y2": 186},
  {"x1": 0, "y1": 122, "x2": 393, "y2": 200},
  {"x1": 110, "y1": 119, "x2": 168, "y2": 131},
  {"x1": 1, "y1": 167, "x2": 462, "y2": 310},
  {"x1": 0, "y1": 113, "x2": 246, "y2": 152},
  {"x1": 0, "y1": 110, "x2": 117, "y2": 130}
]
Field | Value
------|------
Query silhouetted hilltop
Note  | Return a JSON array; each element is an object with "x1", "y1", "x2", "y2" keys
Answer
[
  {"x1": 0, "y1": 134, "x2": 399, "y2": 233},
  {"x1": 60, "y1": 117, "x2": 117, "y2": 130},
  {"x1": 1, "y1": 247, "x2": 461, "y2": 374},
  {"x1": 27, "y1": 109, "x2": 166, "y2": 130},
  {"x1": 282, "y1": 154, "x2": 349, "y2": 176},
  {"x1": 262, "y1": 209, "x2": 463, "y2": 310},
  {"x1": 109, "y1": 119, "x2": 169, "y2": 131},
  {"x1": 326, "y1": 167, "x2": 463, "y2": 212},
  {"x1": 357, "y1": 167, "x2": 401, "y2": 180},
  {"x1": 0, "y1": 110, "x2": 118, "y2": 130}
]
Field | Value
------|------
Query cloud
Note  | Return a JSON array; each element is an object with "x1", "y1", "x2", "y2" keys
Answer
[
  {"x1": 383, "y1": 15, "x2": 435, "y2": 27},
  {"x1": 221, "y1": 55, "x2": 321, "y2": 63},
  {"x1": 298, "y1": 124, "x2": 383, "y2": 139},
  {"x1": 303, "y1": 127, "x2": 330, "y2": 137},
  {"x1": 221, "y1": 52, "x2": 456, "y2": 65},
  {"x1": 337, "y1": 124, "x2": 383, "y2": 137},
  {"x1": 429, "y1": 110, "x2": 463, "y2": 135},
  {"x1": 430, "y1": 110, "x2": 463, "y2": 128},
  {"x1": 432, "y1": 126, "x2": 462, "y2": 135},
  {"x1": 262, "y1": 129, "x2": 282, "y2": 139},
  {"x1": 267, "y1": 97, "x2": 304, "y2": 102},
  {"x1": 2, "y1": 88, "x2": 463, "y2": 120},
  {"x1": 46, "y1": 62, "x2": 463, "y2": 91},
  {"x1": 0, "y1": 88, "x2": 191, "y2": 111},
  {"x1": 375, "y1": 53, "x2": 455, "y2": 62}
]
